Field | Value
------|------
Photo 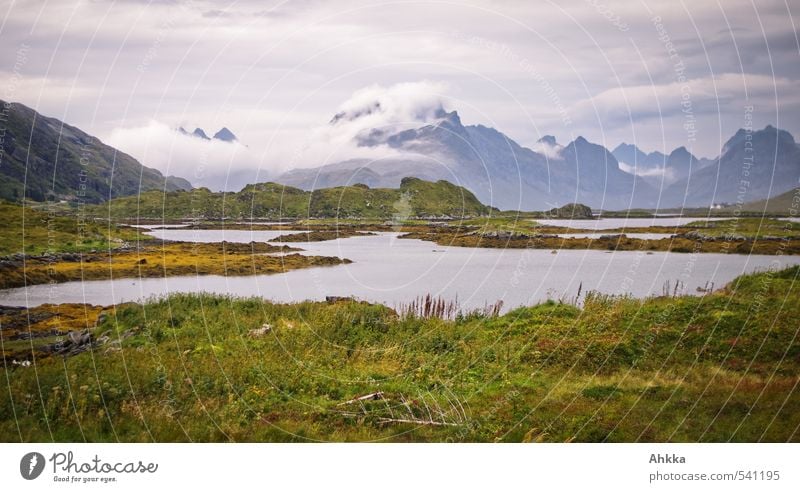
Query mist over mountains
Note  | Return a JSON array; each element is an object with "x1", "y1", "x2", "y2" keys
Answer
[
  {"x1": 3, "y1": 97, "x2": 797, "y2": 211},
  {"x1": 277, "y1": 99, "x2": 799, "y2": 210},
  {"x1": 0, "y1": 101, "x2": 191, "y2": 203}
]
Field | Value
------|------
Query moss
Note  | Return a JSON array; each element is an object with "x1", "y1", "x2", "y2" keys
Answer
[
  {"x1": 2, "y1": 266, "x2": 799, "y2": 442},
  {"x1": 0, "y1": 241, "x2": 350, "y2": 289}
]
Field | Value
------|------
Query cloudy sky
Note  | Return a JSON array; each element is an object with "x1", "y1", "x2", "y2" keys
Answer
[{"x1": 1, "y1": 0, "x2": 798, "y2": 188}]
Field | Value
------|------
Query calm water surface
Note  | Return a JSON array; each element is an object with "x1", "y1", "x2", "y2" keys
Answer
[
  {"x1": 555, "y1": 233, "x2": 673, "y2": 240},
  {"x1": 536, "y1": 217, "x2": 728, "y2": 229},
  {"x1": 1, "y1": 231, "x2": 795, "y2": 312}
]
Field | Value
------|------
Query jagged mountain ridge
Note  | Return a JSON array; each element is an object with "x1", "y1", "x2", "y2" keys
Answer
[
  {"x1": 0, "y1": 101, "x2": 191, "y2": 203},
  {"x1": 662, "y1": 125, "x2": 800, "y2": 207},
  {"x1": 612, "y1": 142, "x2": 714, "y2": 188},
  {"x1": 278, "y1": 104, "x2": 798, "y2": 210},
  {"x1": 279, "y1": 108, "x2": 656, "y2": 210},
  {"x1": 178, "y1": 126, "x2": 238, "y2": 143}
]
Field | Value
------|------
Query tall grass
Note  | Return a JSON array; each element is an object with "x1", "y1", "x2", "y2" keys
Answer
[{"x1": 396, "y1": 294, "x2": 503, "y2": 320}]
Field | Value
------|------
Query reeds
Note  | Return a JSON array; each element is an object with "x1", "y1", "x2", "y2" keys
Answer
[{"x1": 396, "y1": 294, "x2": 503, "y2": 320}]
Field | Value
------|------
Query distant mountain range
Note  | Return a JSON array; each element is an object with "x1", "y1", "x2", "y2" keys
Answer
[
  {"x1": 278, "y1": 104, "x2": 799, "y2": 210},
  {"x1": 663, "y1": 126, "x2": 800, "y2": 207},
  {"x1": 279, "y1": 109, "x2": 649, "y2": 210},
  {"x1": 611, "y1": 143, "x2": 714, "y2": 188},
  {"x1": 0, "y1": 101, "x2": 191, "y2": 203},
  {"x1": 2, "y1": 99, "x2": 797, "y2": 211},
  {"x1": 178, "y1": 126, "x2": 238, "y2": 142}
]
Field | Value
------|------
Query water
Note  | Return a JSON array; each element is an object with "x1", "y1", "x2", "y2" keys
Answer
[
  {"x1": 145, "y1": 229, "x2": 309, "y2": 242},
  {"x1": 536, "y1": 217, "x2": 727, "y2": 229},
  {"x1": 1, "y1": 232, "x2": 794, "y2": 312},
  {"x1": 126, "y1": 223, "x2": 191, "y2": 229},
  {"x1": 555, "y1": 233, "x2": 673, "y2": 240}
]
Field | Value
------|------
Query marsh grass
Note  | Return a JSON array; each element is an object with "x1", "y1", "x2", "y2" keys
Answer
[{"x1": 2, "y1": 266, "x2": 799, "y2": 442}]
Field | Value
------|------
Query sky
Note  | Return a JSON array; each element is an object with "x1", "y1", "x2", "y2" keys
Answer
[{"x1": 0, "y1": 0, "x2": 798, "y2": 189}]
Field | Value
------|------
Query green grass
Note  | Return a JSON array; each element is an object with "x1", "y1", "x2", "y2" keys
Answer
[
  {"x1": 684, "y1": 217, "x2": 799, "y2": 238},
  {"x1": 0, "y1": 202, "x2": 146, "y2": 255},
  {"x1": 89, "y1": 177, "x2": 494, "y2": 220},
  {"x1": 2, "y1": 266, "x2": 799, "y2": 442},
  {"x1": 735, "y1": 187, "x2": 800, "y2": 215}
]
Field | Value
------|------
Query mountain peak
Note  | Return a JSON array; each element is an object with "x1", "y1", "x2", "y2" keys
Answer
[
  {"x1": 669, "y1": 146, "x2": 691, "y2": 157},
  {"x1": 213, "y1": 127, "x2": 238, "y2": 142},
  {"x1": 192, "y1": 128, "x2": 210, "y2": 140},
  {"x1": 573, "y1": 136, "x2": 590, "y2": 146},
  {"x1": 538, "y1": 135, "x2": 558, "y2": 146},
  {"x1": 722, "y1": 125, "x2": 796, "y2": 156},
  {"x1": 435, "y1": 110, "x2": 462, "y2": 128}
]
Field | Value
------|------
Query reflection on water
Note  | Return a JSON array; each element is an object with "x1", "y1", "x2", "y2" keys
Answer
[
  {"x1": 1, "y1": 232, "x2": 795, "y2": 312},
  {"x1": 555, "y1": 233, "x2": 673, "y2": 240},
  {"x1": 536, "y1": 217, "x2": 728, "y2": 229},
  {"x1": 146, "y1": 229, "x2": 309, "y2": 242}
]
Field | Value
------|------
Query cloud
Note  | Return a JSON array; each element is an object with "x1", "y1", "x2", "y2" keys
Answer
[
  {"x1": 570, "y1": 73, "x2": 799, "y2": 126},
  {"x1": 618, "y1": 161, "x2": 674, "y2": 182},
  {"x1": 264, "y1": 81, "x2": 451, "y2": 171},
  {"x1": 1, "y1": 0, "x2": 797, "y2": 170},
  {"x1": 529, "y1": 141, "x2": 564, "y2": 160},
  {"x1": 105, "y1": 82, "x2": 451, "y2": 187},
  {"x1": 106, "y1": 121, "x2": 265, "y2": 190}
]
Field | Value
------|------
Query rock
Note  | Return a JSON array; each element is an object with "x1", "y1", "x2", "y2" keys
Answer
[
  {"x1": 548, "y1": 203, "x2": 593, "y2": 219},
  {"x1": 326, "y1": 296, "x2": 354, "y2": 304},
  {"x1": 248, "y1": 323, "x2": 272, "y2": 337}
]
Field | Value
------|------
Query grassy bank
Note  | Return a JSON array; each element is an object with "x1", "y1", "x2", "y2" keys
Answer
[
  {"x1": 0, "y1": 202, "x2": 145, "y2": 256},
  {"x1": 0, "y1": 241, "x2": 350, "y2": 289},
  {"x1": 396, "y1": 217, "x2": 800, "y2": 255},
  {"x1": 2, "y1": 266, "x2": 799, "y2": 442}
]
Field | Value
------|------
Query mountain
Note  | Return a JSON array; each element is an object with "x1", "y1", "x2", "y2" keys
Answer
[
  {"x1": 213, "y1": 127, "x2": 238, "y2": 142},
  {"x1": 178, "y1": 126, "x2": 238, "y2": 143},
  {"x1": 737, "y1": 187, "x2": 799, "y2": 214},
  {"x1": 95, "y1": 176, "x2": 494, "y2": 220},
  {"x1": 192, "y1": 128, "x2": 210, "y2": 140},
  {"x1": 0, "y1": 101, "x2": 192, "y2": 203},
  {"x1": 612, "y1": 143, "x2": 667, "y2": 169},
  {"x1": 663, "y1": 125, "x2": 800, "y2": 207},
  {"x1": 278, "y1": 107, "x2": 657, "y2": 210},
  {"x1": 537, "y1": 135, "x2": 558, "y2": 146},
  {"x1": 612, "y1": 143, "x2": 712, "y2": 187}
]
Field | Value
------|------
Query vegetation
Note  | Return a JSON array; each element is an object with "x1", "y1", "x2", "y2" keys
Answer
[
  {"x1": 683, "y1": 217, "x2": 800, "y2": 239},
  {"x1": 400, "y1": 217, "x2": 800, "y2": 255},
  {"x1": 0, "y1": 241, "x2": 350, "y2": 289},
  {"x1": 547, "y1": 203, "x2": 593, "y2": 219},
  {"x1": 0, "y1": 100, "x2": 189, "y2": 203},
  {"x1": 89, "y1": 177, "x2": 494, "y2": 220},
  {"x1": 2, "y1": 266, "x2": 799, "y2": 442},
  {"x1": 0, "y1": 202, "x2": 146, "y2": 256},
  {"x1": 732, "y1": 187, "x2": 800, "y2": 215},
  {"x1": 272, "y1": 231, "x2": 377, "y2": 242}
]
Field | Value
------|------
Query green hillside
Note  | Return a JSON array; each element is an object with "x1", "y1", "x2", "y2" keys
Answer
[
  {"x1": 0, "y1": 100, "x2": 191, "y2": 203},
  {"x1": 92, "y1": 176, "x2": 494, "y2": 220},
  {"x1": 738, "y1": 187, "x2": 800, "y2": 214},
  {"x1": 0, "y1": 202, "x2": 144, "y2": 255}
]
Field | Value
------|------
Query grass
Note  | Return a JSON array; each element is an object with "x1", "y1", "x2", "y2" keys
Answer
[
  {"x1": 2, "y1": 265, "x2": 799, "y2": 442},
  {"x1": 683, "y1": 217, "x2": 800, "y2": 239},
  {"x1": 0, "y1": 202, "x2": 146, "y2": 256},
  {"x1": 0, "y1": 241, "x2": 350, "y2": 289},
  {"x1": 271, "y1": 231, "x2": 377, "y2": 243},
  {"x1": 400, "y1": 229, "x2": 800, "y2": 255},
  {"x1": 89, "y1": 177, "x2": 494, "y2": 220}
]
